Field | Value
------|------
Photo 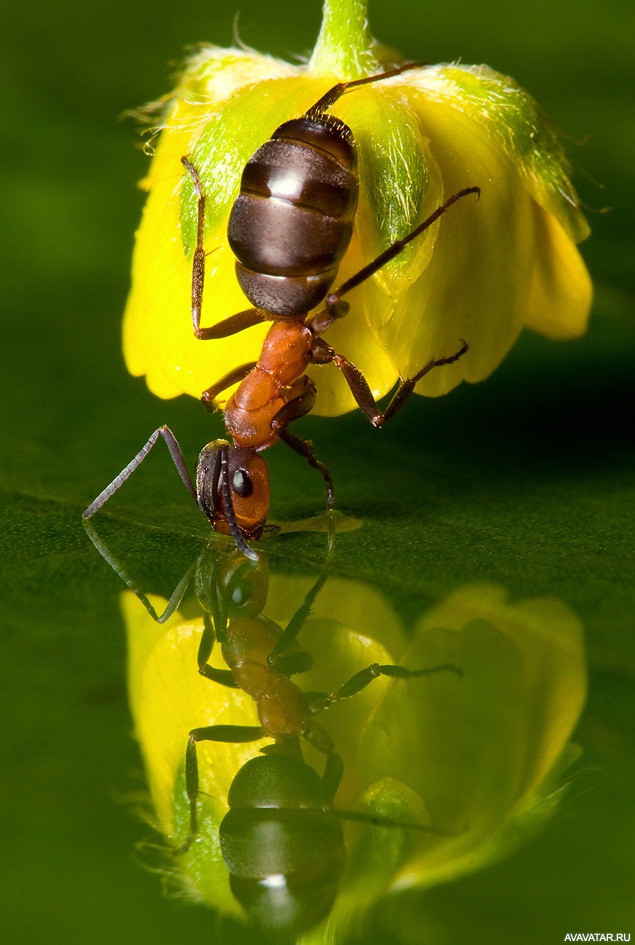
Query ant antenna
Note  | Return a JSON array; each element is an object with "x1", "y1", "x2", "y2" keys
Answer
[
  {"x1": 332, "y1": 807, "x2": 466, "y2": 836},
  {"x1": 82, "y1": 518, "x2": 195, "y2": 623},
  {"x1": 219, "y1": 445, "x2": 259, "y2": 562}
]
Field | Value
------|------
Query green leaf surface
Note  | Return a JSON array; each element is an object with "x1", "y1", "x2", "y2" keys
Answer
[{"x1": 1, "y1": 0, "x2": 633, "y2": 943}]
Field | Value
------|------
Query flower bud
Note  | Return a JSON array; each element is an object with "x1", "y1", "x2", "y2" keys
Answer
[{"x1": 123, "y1": 0, "x2": 592, "y2": 417}]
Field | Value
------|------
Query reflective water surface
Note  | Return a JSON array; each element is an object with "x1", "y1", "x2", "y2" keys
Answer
[
  {"x1": 85, "y1": 522, "x2": 591, "y2": 941},
  {"x1": 2, "y1": 0, "x2": 634, "y2": 942}
]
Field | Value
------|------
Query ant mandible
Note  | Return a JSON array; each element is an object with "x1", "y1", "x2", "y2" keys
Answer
[{"x1": 83, "y1": 63, "x2": 480, "y2": 558}]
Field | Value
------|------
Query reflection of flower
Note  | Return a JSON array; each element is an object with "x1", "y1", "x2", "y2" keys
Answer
[
  {"x1": 349, "y1": 586, "x2": 587, "y2": 904},
  {"x1": 123, "y1": 0, "x2": 592, "y2": 416},
  {"x1": 124, "y1": 573, "x2": 409, "y2": 918},
  {"x1": 125, "y1": 571, "x2": 586, "y2": 941}
]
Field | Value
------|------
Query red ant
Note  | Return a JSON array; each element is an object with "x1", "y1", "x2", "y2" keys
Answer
[
  {"x1": 83, "y1": 64, "x2": 479, "y2": 557},
  {"x1": 81, "y1": 521, "x2": 462, "y2": 932},
  {"x1": 170, "y1": 548, "x2": 460, "y2": 932}
]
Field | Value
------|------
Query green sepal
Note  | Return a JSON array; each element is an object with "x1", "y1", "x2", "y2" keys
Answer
[
  {"x1": 171, "y1": 764, "x2": 242, "y2": 916},
  {"x1": 337, "y1": 89, "x2": 443, "y2": 300},
  {"x1": 179, "y1": 77, "x2": 329, "y2": 256},
  {"x1": 415, "y1": 63, "x2": 590, "y2": 243}
]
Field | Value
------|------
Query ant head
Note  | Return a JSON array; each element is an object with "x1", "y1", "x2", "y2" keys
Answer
[
  {"x1": 196, "y1": 440, "x2": 270, "y2": 549},
  {"x1": 194, "y1": 547, "x2": 269, "y2": 628}
]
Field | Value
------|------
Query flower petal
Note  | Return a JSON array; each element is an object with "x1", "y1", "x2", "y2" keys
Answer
[
  {"x1": 123, "y1": 55, "x2": 591, "y2": 415},
  {"x1": 353, "y1": 584, "x2": 586, "y2": 891},
  {"x1": 123, "y1": 54, "x2": 307, "y2": 401},
  {"x1": 411, "y1": 64, "x2": 590, "y2": 243}
]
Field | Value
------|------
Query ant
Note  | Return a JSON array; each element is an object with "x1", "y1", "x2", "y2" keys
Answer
[
  {"x1": 83, "y1": 522, "x2": 462, "y2": 933},
  {"x1": 170, "y1": 548, "x2": 461, "y2": 933},
  {"x1": 83, "y1": 63, "x2": 479, "y2": 558}
]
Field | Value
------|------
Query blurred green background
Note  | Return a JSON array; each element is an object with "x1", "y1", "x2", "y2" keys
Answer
[{"x1": 1, "y1": 0, "x2": 633, "y2": 943}]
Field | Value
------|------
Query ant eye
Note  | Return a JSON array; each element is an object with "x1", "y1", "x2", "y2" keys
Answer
[
  {"x1": 232, "y1": 468, "x2": 253, "y2": 498},
  {"x1": 231, "y1": 581, "x2": 252, "y2": 606}
]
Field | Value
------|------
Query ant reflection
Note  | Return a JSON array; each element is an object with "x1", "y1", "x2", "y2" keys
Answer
[{"x1": 84, "y1": 522, "x2": 461, "y2": 934}]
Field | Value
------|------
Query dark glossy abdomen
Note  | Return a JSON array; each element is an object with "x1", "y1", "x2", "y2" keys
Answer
[
  {"x1": 228, "y1": 115, "x2": 359, "y2": 315},
  {"x1": 219, "y1": 754, "x2": 345, "y2": 932}
]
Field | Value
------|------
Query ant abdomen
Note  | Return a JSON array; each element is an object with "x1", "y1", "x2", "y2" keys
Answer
[
  {"x1": 219, "y1": 754, "x2": 345, "y2": 934},
  {"x1": 227, "y1": 115, "x2": 360, "y2": 316}
]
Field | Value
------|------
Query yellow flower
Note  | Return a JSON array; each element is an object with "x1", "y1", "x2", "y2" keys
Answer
[
  {"x1": 125, "y1": 558, "x2": 586, "y2": 940},
  {"x1": 124, "y1": 565, "x2": 412, "y2": 921},
  {"x1": 123, "y1": 0, "x2": 592, "y2": 418}
]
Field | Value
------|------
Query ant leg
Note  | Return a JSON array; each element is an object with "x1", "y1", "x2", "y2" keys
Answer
[
  {"x1": 270, "y1": 380, "x2": 335, "y2": 509},
  {"x1": 302, "y1": 722, "x2": 344, "y2": 803},
  {"x1": 200, "y1": 361, "x2": 257, "y2": 411},
  {"x1": 322, "y1": 751, "x2": 345, "y2": 802},
  {"x1": 307, "y1": 188, "x2": 480, "y2": 340},
  {"x1": 326, "y1": 188, "x2": 480, "y2": 307},
  {"x1": 378, "y1": 342, "x2": 469, "y2": 423},
  {"x1": 336, "y1": 340, "x2": 468, "y2": 427},
  {"x1": 83, "y1": 519, "x2": 195, "y2": 623},
  {"x1": 305, "y1": 62, "x2": 425, "y2": 118},
  {"x1": 309, "y1": 335, "x2": 468, "y2": 427},
  {"x1": 274, "y1": 424, "x2": 334, "y2": 509},
  {"x1": 308, "y1": 660, "x2": 462, "y2": 714},
  {"x1": 304, "y1": 695, "x2": 462, "y2": 837},
  {"x1": 197, "y1": 614, "x2": 239, "y2": 688},
  {"x1": 195, "y1": 308, "x2": 269, "y2": 340},
  {"x1": 179, "y1": 723, "x2": 264, "y2": 851},
  {"x1": 181, "y1": 156, "x2": 269, "y2": 340},
  {"x1": 267, "y1": 569, "x2": 330, "y2": 669},
  {"x1": 82, "y1": 425, "x2": 197, "y2": 519}
]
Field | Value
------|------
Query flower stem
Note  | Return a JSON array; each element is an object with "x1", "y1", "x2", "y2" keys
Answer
[{"x1": 309, "y1": 0, "x2": 378, "y2": 79}]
